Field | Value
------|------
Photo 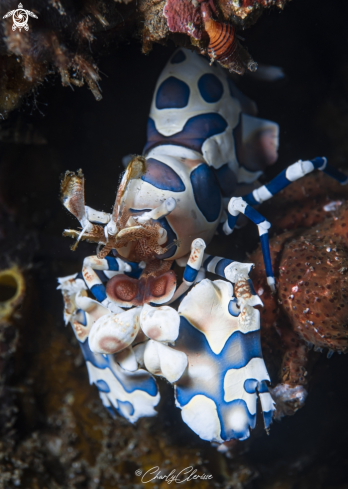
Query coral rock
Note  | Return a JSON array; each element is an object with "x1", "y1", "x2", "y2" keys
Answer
[
  {"x1": 139, "y1": 0, "x2": 170, "y2": 53},
  {"x1": 277, "y1": 204, "x2": 348, "y2": 352},
  {"x1": 163, "y1": 0, "x2": 202, "y2": 39},
  {"x1": 219, "y1": 0, "x2": 288, "y2": 25},
  {"x1": 248, "y1": 188, "x2": 348, "y2": 416},
  {"x1": 261, "y1": 172, "x2": 348, "y2": 233}
]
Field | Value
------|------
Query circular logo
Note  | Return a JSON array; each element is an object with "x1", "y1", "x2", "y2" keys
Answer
[
  {"x1": 13, "y1": 9, "x2": 29, "y2": 31},
  {"x1": 3, "y1": 3, "x2": 38, "y2": 33}
]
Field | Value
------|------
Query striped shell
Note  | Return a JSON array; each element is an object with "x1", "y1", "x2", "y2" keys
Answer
[
  {"x1": 201, "y1": 4, "x2": 256, "y2": 75},
  {"x1": 204, "y1": 17, "x2": 244, "y2": 74},
  {"x1": 206, "y1": 19, "x2": 239, "y2": 63}
]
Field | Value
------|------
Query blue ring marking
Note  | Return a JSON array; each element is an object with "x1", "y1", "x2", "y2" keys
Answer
[
  {"x1": 244, "y1": 378, "x2": 258, "y2": 394},
  {"x1": 144, "y1": 113, "x2": 228, "y2": 155},
  {"x1": 96, "y1": 379, "x2": 110, "y2": 393},
  {"x1": 260, "y1": 233, "x2": 273, "y2": 279},
  {"x1": 227, "y1": 213, "x2": 239, "y2": 230},
  {"x1": 125, "y1": 268, "x2": 142, "y2": 279},
  {"x1": 263, "y1": 410, "x2": 273, "y2": 429},
  {"x1": 245, "y1": 205, "x2": 266, "y2": 225},
  {"x1": 117, "y1": 400, "x2": 135, "y2": 418},
  {"x1": 228, "y1": 298, "x2": 240, "y2": 317},
  {"x1": 91, "y1": 284, "x2": 107, "y2": 302},
  {"x1": 311, "y1": 157, "x2": 325, "y2": 169},
  {"x1": 141, "y1": 158, "x2": 185, "y2": 192},
  {"x1": 183, "y1": 264, "x2": 198, "y2": 283},
  {"x1": 203, "y1": 255, "x2": 214, "y2": 269},
  {"x1": 171, "y1": 50, "x2": 186, "y2": 64},
  {"x1": 79, "y1": 341, "x2": 158, "y2": 397},
  {"x1": 216, "y1": 258, "x2": 233, "y2": 278},
  {"x1": 216, "y1": 164, "x2": 238, "y2": 196},
  {"x1": 198, "y1": 74, "x2": 223, "y2": 103},
  {"x1": 258, "y1": 380, "x2": 269, "y2": 393},
  {"x1": 265, "y1": 170, "x2": 290, "y2": 196},
  {"x1": 111, "y1": 253, "x2": 144, "y2": 279},
  {"x1": 243, "y1": 192, "x2": 259, "y2": 206},
  {"x1": 174, "y1": 318, "x2": 263, "y2": 440},
  {"x1": 125, "y1": 260, "x2": 143, "y2": 279},
  {"x1": 105, "y1": 256, "x2": 119, "y2": 271},
  {"x1": 323, "y1": 165, "x2": 348, "y2": 184},
  {"x1": 156, "y1": 76, "x2": 190, "y2": 109},
  {"x1": 190, "y1": 164, "x2": 222, "y2": 222},
  {"x1": 95, "y1": 270, "x2": 108, "y2": 283},
  {"x1": 126, "y1": 260, "x2": 143, "y2": 272}
]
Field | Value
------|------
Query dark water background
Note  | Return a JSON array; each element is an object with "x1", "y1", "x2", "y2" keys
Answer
[{"x1": 1, "y1": 0, "x2": 348, "y2": 486}]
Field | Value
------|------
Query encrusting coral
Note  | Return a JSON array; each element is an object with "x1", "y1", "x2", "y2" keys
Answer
[
  {"x1": 248, "y1": 173, "x2": 348, "y2": 418},
  {"x1": 0, "y1": 0, "x2": 289, "y2": 118}
]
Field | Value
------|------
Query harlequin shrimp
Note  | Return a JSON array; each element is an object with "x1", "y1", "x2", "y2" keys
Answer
[{"x1": 58, "y1": 49, "x2": 348, "y2": 443}]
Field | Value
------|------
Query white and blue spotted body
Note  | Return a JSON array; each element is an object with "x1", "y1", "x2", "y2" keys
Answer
[
  {"x1": 59, "y1": 48, "x2": 348, "y2": 444},
  {"x1": 175, "y1": 279, "x2": 274, "y2": 442},
  {"x1": 57, "y1": 274, "x2": 160, "y2": 422},
  {"x1": 118, "y1": 48, "x2": 279, "y2": 262},
  {"x1": 119, "y1": 147, "x2": 221, "y2": 260},
  {"x1": 58, "y1": 49, "x2": 278, "y2": 443},
  {"x1": 144, "y1": 48, "x2": 279, "y2": 193},
  {"x1": 79, "y1": 332, "x2": 160, "y2": 422}
]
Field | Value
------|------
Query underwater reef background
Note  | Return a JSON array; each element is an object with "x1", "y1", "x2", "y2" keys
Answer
[{"x1": 1, "y1": 0, "x2": 348, "y2": 487}]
